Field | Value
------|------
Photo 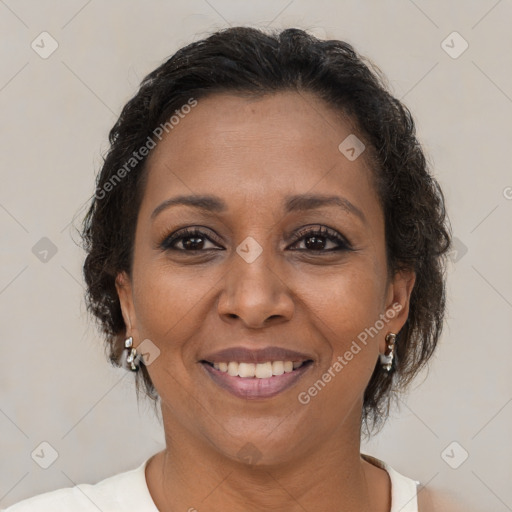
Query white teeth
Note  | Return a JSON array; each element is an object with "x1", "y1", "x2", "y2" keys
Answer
[
  {"x1": 238, "y1": 362, "x2": 255, "y2": 378},
  {"x1": 255, "y1": 362, "x2": 273, "y2": 378},
  {"x1": 211, "y1": 360, "x2": 306, "y2": 378},
  {"x1": 227, "y1": 361, "x2": 238, "y2": 377},
  {"x1": 272, "y1": 361, "x2": 284, "y2": 375}
]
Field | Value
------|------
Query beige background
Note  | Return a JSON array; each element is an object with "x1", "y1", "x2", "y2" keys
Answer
[{"x1": 1, "y1": 1, "x2": 511, "y2": 510}]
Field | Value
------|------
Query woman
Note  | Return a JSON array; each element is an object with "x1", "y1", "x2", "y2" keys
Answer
[{"x1": 4, "y1": 26, "x2": 452, "y2": 511}]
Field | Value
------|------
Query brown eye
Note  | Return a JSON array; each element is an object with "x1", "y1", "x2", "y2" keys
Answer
[
  {"x1": 289, "y1": 226, "x2": 352, "y2": 252},
  {"x1": 160, "y1": 228, "x2": 222, "y2": 252}
]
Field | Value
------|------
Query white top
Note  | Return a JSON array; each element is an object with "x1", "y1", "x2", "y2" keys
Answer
[{"x1": 2, "y1": 453, "x2": 420, "y2": 511}]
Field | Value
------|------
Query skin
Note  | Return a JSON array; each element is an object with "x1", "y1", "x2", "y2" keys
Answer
[{"x1": 116, "y1": 90, "x2": 416, "y2": 512}]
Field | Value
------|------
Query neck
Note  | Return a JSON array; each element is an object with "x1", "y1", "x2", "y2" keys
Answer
[{"x1": 145, "y1": 404, "x2": 389, "y2": 512}]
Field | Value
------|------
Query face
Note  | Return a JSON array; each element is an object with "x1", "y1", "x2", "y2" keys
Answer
[{"x1": 116, "y1": 91, "x2": 415, "y2": 464}]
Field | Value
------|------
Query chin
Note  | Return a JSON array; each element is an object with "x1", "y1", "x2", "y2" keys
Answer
[{"x1": 205, "y1": 422, "x2": 309, "y2": 468}]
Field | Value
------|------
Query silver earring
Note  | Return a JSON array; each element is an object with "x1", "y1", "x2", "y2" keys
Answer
[
  {"x1": 124, "y1": 336, "x2": 140, "y2": 371},
  {"x1": 380, "y1": 333, "x2": 396, "y2": 372}
]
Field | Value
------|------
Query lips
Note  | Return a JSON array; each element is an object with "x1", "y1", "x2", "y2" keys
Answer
[
  {"x1": 201, "y1": 346, "x2": 314, "y2": 364},
  {"x1": 199, "y1": 346, "x2": 314, "y2": 400}
]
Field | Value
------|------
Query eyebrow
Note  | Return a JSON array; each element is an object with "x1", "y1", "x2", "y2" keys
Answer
[{"x1": 150, "y1": 193, "x2": 367, "y2": 224}]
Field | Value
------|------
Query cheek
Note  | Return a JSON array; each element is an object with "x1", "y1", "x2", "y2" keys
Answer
[
  {"x1": 131, "y1": 255, "x2": 219, "y2": 349},
  {"x1": 297, "y1": 261, "x2": 385, "y2": 402},
  {"x1": 297, "y1": 268, "x2": 383, "y2": 415},
  {"x1": 302, "y1": 262, "x2": 385, "y2": 342}
]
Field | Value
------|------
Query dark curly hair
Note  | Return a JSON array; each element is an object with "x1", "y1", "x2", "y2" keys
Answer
[{"x1": 80, "y1": 26, "x2": 451, "y2": 436}]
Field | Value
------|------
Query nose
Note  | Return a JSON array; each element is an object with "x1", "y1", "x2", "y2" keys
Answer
[{"x1": 217, "y1": 247, "x2": 295, "y2": 329}]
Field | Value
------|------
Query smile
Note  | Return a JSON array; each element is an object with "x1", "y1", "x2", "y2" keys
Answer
[{"x1": 200, "y1": 359, "x2": 313, "y2": 399}]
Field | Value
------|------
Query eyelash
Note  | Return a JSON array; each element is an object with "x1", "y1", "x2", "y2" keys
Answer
[{"x1": 159, "y1": 225, "x2": 352, "y2": 254}]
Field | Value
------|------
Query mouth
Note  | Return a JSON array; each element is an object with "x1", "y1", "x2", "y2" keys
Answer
[{"x1": 199, "y1": 359, "x2": 314, "y2": 400}]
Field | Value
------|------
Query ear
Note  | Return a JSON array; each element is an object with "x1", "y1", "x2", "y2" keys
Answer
[
  {"x1": 380, "y1": 267, "x2": 416, "y2": 354},
  {"x1": 115, "y1": 271, "x2": 139, "y2": 340}
]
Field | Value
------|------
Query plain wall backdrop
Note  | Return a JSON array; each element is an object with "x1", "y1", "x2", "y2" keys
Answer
[{"x1": 1, "y1": 1, "x2": 511, "y2": 510}]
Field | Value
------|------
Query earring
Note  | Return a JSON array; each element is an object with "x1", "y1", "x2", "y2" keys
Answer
[
  {"x1": 124, "y1": 336, "x2": 140, "y2": 371},
  {"x1": 380, "y1": 333, "x2": 396, "y2": 372}
]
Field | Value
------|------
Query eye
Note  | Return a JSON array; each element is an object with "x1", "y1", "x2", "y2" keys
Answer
[
  {"x1": 159, "y1": 225, "x2": 352, "y2": 254},
  {"x1": 159, "y1": 227, "x2": 223, "y2": 252},
  {"x1": 288, "y1": 225, "x2": 352, "y2": 252}
]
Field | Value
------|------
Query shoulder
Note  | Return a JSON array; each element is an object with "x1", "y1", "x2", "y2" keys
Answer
[
  {"x1": 2, "y1": 459, "x2": 154, "y2": 512},
  {"x1": 361, "y1": 453, "x2": 471, "y2": 512},
  {"x1": 1, "y1": 485, "x2": 98, "y2": 511},
  {"x1": 417, "y1": 485, "x2": 472, "y2": 512}
]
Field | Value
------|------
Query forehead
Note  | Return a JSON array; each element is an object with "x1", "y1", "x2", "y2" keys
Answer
[{"x1": 140, "y1": 91, "x2": 379, "y2": 218}]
